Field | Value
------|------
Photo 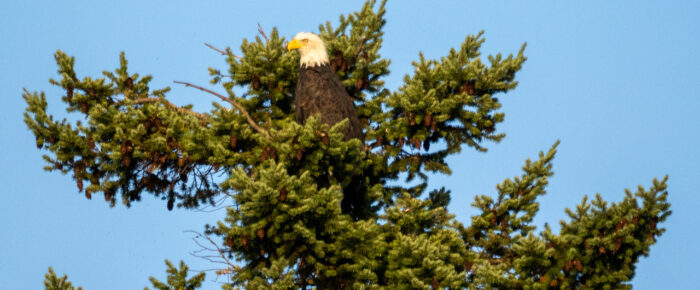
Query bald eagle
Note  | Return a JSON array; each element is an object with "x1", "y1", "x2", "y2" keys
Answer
[
  {"x1": 288, "y1": 32, "x2": 371, "y2": 219},
  {"x1": 287, "y1": 32, "x2": 364, "y2": 141}
]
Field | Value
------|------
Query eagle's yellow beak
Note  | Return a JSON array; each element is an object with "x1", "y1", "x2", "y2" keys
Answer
[{"x1": 287, "y1": 38, "x2": 304, "y2": 51}]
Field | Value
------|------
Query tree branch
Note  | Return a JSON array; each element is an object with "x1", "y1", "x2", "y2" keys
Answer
[
  {"x1": 173, "y1": 81, "x2": 269, "y2": 137},
  {"x1": 204, "y1": 43, "x2": 226, "y2": 55},
  {"x1": 204, "y1": 43, "x2": 242, "y2": 59},
  {"x1": 185, "y1": 230, "x2": 237, "y2": 274},
  {"x1": 130, "y1": 97, "x2": 209, "y2": 122},
  {"x1": 257, "y1": 23, "x2": 268, "y2": 42}
]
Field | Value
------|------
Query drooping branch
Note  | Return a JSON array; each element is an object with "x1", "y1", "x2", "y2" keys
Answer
[{"x1": 173, "y1": 81, "x2": 269, "y2": 137}]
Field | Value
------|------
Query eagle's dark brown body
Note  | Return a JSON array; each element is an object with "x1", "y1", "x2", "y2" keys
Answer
[{"x1": 295, "y1": 64, "x2": 363, "y2": 141}]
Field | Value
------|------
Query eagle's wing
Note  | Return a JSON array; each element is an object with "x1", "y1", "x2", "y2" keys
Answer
[
  {"x1": 295, "y1": 66, "x2": 364, "y2": 141},
  {"x1": 321, "y1": 68, "x2": 364, "y2": 140}
]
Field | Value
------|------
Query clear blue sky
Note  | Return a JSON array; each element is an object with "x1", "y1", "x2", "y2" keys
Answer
[{"x1": 1, "y1": 0, "x2": 698, "y2": 289}]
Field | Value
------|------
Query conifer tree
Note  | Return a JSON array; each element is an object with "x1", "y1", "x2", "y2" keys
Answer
[
  {"x1": 27, "y1": 0, "x2": 670, "y2": 288},
  {"x1": 44, "y1": 267, "x2": 82, "y2": 290},
  {"x1": 146, "y1": 260, "x2": 206, "y2": 290}
]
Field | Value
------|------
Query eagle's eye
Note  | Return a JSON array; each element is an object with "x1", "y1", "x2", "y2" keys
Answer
[{"x1": 301, "y1": 39, "x2": 309, "y2": 44}]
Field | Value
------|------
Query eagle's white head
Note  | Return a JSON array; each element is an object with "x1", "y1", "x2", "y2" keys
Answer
[{"x1": 287, "y1": 32, "x2": 329, "y2": 68}]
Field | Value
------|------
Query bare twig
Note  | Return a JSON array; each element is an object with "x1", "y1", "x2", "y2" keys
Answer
[
  {"x1": 173, "y1": 81, "x2": 269, "y2": 137},
  {"x1": 204, "y1": 43, "x2": 242, "y2": 59},
  {"x1": 257, "y1": 23, "x2": 268, "y2": 42},
  {"x1": 194, "y1": 194, "x2": 230, "y2": 213},
  {"x1": 204, "y1": 43, "x2": 227, "y2": 55},
  {"x1": 186, "y1": 230, "x2": 237, "y2": 271},
  {"x1": 130, "y1": 97, "x2": 209, "y2": 122}
]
